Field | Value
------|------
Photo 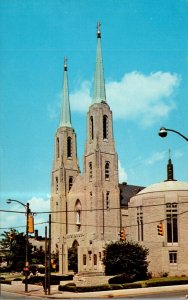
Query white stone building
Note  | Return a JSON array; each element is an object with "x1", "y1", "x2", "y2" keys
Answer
[
  {"x1": 51, "y1": 23, "x2": 120, "y2": 275},
  {"x1": 50, "y1": 23, "x2": 188, "y2": 276},
  {"x1": 129, "y1": 159, "x2": 188, "y2": 276}
]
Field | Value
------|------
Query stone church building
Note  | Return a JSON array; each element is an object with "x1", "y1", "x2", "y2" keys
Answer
[{"x1": 50, "y1": 24, "x2": 188, "y2": 276}]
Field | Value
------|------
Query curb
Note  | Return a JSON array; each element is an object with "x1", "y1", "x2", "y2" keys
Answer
[{"x1": 1, "y1": 283, "x2": 188, "y2": 299}]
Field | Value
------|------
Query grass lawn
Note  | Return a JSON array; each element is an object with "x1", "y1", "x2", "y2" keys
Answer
[
  {"x1": 1, "y1": 272, "x2": 24, "y2": 281},
  {"x1": 137, "y1": 276, "x2": 188, "y2": 287}
]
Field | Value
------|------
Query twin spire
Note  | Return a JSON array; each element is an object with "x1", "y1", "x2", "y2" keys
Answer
[
  {"x1": 59, "y1": 22, "x2": 106, "y2": 128},
  {"x1": 59, "y1": 57, "x2": 72, "y2": 128},
  {"x1": 92, "y1": 21, "x2": 106, "y2": 103}
]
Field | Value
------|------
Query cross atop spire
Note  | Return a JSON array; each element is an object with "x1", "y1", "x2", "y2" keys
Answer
[
  {"x1": 59, "y1": 57, "x2": 72, "y2": 128},
  {"x1": 97, "y1": 21, "x2": 101, "y2": 38},
  {"x1": 168, "y1": 148, "x2": 171, "y2": 160},
  {"x1": 92, "y1": 21, "x2": 106, "y2": 104},
  {"x1": 64, "y1": 56, "x2": 67, "y2": 71}
]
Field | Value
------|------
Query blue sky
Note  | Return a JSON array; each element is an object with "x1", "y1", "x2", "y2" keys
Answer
[{"x1": 0, "y1": 0, "x2": 188, "y2": 234}]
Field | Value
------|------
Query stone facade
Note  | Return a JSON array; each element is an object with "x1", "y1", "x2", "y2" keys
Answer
[
  {"x1": 128, "y1": 180, "x2": 188, "y2": 276},
  {"x1": 50, "y1": 24, "x2": 188, "y2": 277},
  {"x1": 50, "y1": 25, "x2": 120, "y2": 274}
]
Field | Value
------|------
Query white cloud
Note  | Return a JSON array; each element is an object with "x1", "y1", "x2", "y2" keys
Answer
[
  {"x1": 28, "y1": 196, "x2": 50, "y2": 213},
  {"x1": 70, "y1": 81, "x2": 91, "y2": 112},
  {"x1": 70, "y1": 71, "x2": 180, "y2": 126},
  {"x1": 174, "y1": 150, "x2": 183, "y2": 158},
  {"x1": 118, "y1": 160, "x2": 128, "y2": 183},
  {"x1": 144, "y1": 151, "x2": 166, "y2": 165}
]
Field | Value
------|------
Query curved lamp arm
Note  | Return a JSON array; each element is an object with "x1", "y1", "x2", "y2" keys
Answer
[
  {"x1": 159, "y1": 127, "x2": 188, "y2": 142},
  {"x1": 7, "y1": 199, "x2": 27, "y2": 209}
]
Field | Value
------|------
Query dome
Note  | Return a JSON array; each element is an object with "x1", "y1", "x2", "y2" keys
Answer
[{"x1": 137, "y1": 180, "x2": 188, "y2": 195}]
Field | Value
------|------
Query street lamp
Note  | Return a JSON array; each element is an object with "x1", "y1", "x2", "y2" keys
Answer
[
  {"x1": 6, "y1": 199, "x2": 30, "y2": 293},
  {"x1": 158, "y1": 127, "x2": 188, "y2": 142}
]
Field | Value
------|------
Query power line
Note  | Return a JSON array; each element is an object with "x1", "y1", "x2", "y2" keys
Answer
[
  {"x1": 1, "y1": 200, "x2": 188, "y2": 214},
  {"x1": 1, "y1": 209, "x2": 188, "y2": 231}
]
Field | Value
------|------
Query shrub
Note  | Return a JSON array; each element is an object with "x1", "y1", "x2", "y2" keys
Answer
[
  {"x1": 59, "y1": 284, "x2": 77, "y2": 292},
  {"x1": 103, "y1": 241, "x2": 149, "y2": 281},
  {"x1": 0, "y1": 280, "x2": 11, "y2": 285},
  {"x1": 23, "y1": 276, "x2": 43, "y2": 285},
  {"x1": 121, "y1": 283, "x2": 142, "y2": 289},
  {"x1": 146, "y1": 279, "x2": 188, "y2": 287},
  {"x1": 23, "y1": 274, "x2": 67, "y2": 285},
  {"x1": 59, "y1": 282, "x2": 142, "y2": 293},
  {"x1": 109, "y1": 273, "x2": 135, "y2": 284},
  {"x1": 0, "y1": 277, "x2": 5, "y2": 280},
  {"x1": 13, "y1": 278, "x2": 22, "y2": 281},
  {"x1": 60, "y1": 274, "x2": 74, "y2": 281}
]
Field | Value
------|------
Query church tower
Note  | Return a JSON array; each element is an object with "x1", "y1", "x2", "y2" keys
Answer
[
  {"x1": 83, "y1": 22, "x2": 120, "y2": 242},
  {"x1": 51, "y1": 58, "x2": 80, "y2": 251}
]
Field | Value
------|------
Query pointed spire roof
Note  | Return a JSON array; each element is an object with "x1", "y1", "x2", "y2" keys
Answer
[
  {"x1": 59, "y1": 57, "x2": 72, "y2": 128},
  {"x1": 92, "y1": 21, "x2": 106, "y2": 104}
]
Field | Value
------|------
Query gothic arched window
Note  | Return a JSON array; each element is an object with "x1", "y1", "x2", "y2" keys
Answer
[
  {"x1": 166, "y1": 203, "x2": 178, "y2": 243},
  {"x1": 137, "y1": 206, "x2": 143, "y2": 241},
  {"x1": 94, "y1": 254, "x2": 97, "y2": 266},
  {"x1": 106, "y1": 191, "x2": 110, "y2": 209},
  {"x1": 69, "y1": 176, "x2": 73, "y2": 191},
  {"x1": 56, "y1": 137, "x2": 60, "y2": 158},
  {"x1": 89, "y1": 162, "x2": 92, "y2": 181},
  {"x1": 90, "y1": 116, "x2": 94, "y2": 140},
  {"x1": 105, "y1": 161, "x2": 110, "y2": 180},
  {"x1": 103, "y1": 115, "x2": 108, "y2": 140},
  {"x1": 67, "y1": 137, "x2": 72, "y2": 158},
  {"x1": 75, "y1": 199, "x2": 82, "y2": 231},
  {"x1": 55, "y1": 176, "x2": 59, "y2": 193}
]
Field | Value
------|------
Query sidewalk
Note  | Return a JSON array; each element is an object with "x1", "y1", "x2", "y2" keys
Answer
[{"x1": 1, "y1": 282, "x2": 188, "y2": 298}]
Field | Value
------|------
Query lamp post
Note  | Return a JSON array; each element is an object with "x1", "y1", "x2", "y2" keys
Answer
[
  {"x1": 158, "y1": 127, "x2": 188, "y2": 142},
  {"x1": 6, "y1": 199, "x2": 30, "y2": 293}
]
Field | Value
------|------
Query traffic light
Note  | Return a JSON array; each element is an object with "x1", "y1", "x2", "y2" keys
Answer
[
  {"x1": 120, "y1": 227, "x2": 126, "y2": 241},
  {"x1": 157, "y1": 222, "x2": 164, "y2": 236},
  {"x1": 28, "y1": 214, "x2": 34, "y2": 233}
]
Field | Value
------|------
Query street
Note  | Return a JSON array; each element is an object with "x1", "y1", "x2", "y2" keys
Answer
[
  {"x1": 0, "y1": 290, "x2": 188, "y2": 300},
  {"x1": 0, "y1": 291, "x2": 44, "y2": 299},
  {"x1": 114, "y1": 289, "x2": 188, "y2": 299}
]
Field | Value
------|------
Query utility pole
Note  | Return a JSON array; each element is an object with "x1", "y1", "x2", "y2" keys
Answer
[
  {"x1": 48, "y1": 214, "x2": 51, "y2": 295},
  {"x1": 25, "y1": 202, "x2": 30, "y2": 293},
  {"x1": 44, "y1": 226, "x2": 48, "y2": 295},
  {"x1": 6, "y1": 199, "x2": 33, "y2": 293}
]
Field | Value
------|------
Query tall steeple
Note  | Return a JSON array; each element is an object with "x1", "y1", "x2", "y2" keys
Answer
[
  {"x1": 92, "y1": 21, "x2": 106, "y2": 104},
  {"x1": 59, "y1": 57, "x2": 72, "y2": 128}
]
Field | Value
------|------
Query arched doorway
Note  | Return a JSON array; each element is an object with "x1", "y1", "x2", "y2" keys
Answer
[{"x1": 68, "y1": 240, "x2": 79, "y2": 273}]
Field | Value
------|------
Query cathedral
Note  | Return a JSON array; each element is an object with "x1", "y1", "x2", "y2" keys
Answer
[
  {"x1": 50, "y1": 23, "x2": 188, "y2": 277},
  {"x1": 50, "y1": 23, "x2": 121, "y2": 274}
]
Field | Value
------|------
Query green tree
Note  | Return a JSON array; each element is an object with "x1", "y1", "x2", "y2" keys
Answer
[
  {"x1": 31, "y1": 249, "x2": 45, "y2": 265},
  {"x1": 103, "y1": 241, "x2": 149, "y2": 280},
  {"x1": 0, "y1": 229, "x2": 33, "y2": 271}
]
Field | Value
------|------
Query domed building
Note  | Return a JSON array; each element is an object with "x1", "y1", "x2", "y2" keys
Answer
[{"x1": 128, "y1": 158, "x2": 188, "y2": 277}]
